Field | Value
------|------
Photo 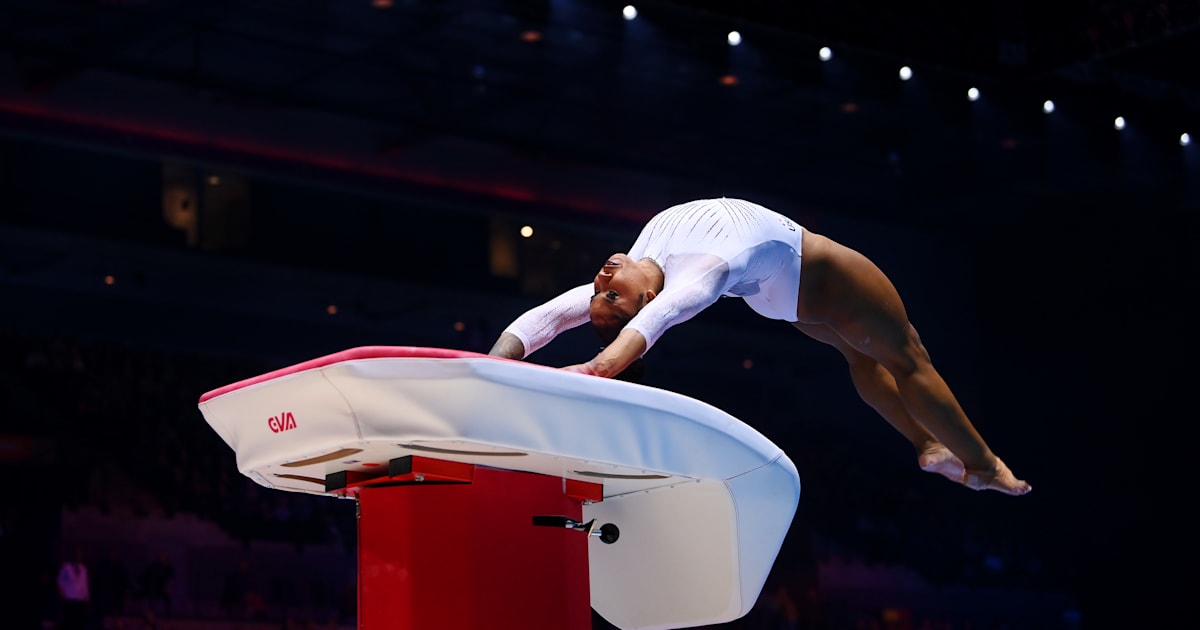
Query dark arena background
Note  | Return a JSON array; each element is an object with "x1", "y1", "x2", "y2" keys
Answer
[{"x1": 0, "y1": 1, "x2": 1192, "y2": 629}]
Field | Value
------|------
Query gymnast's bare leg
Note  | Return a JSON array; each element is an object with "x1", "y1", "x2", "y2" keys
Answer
[
  {"x1": 793, "y1": 322, "x2": 966, "y2": 483},
  {"x1": 796, "y1": 230, "x2": 1031, "y2": 496}
]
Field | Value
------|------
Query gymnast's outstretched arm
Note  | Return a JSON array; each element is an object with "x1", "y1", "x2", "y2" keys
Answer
[{"x1": 489, "y1": 284, "x2": 593, "y2": 360}]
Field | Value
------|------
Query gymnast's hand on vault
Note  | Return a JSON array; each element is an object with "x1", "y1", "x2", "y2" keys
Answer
[{"x1": 561, "y1": 363, "x2": 598, "y2": 376}]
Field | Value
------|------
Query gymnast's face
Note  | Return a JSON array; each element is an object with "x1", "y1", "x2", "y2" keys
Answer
[{"x1": 590, "y1": 254, "x2": 653, "y2": 332}]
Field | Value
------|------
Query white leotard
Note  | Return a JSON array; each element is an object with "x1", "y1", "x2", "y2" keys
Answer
[{"x1": 503, "y1": 198, "x2": 804, "y2": 358}]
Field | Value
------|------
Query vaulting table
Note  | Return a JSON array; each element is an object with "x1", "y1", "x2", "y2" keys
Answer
[{"x1": 198, "y1": 346, "x2": 800, "y2": 630}]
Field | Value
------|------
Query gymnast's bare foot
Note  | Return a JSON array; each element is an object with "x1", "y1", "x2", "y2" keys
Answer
[
  {"x1": 918, "y1": 443, "x2": 964, "y2": 482},
  {"x1": 962, "y1": 458, "x2": 1032, "y2": 496}
]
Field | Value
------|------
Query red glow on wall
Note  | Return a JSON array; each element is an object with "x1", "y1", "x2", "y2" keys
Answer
[{"x1": 0, "y1": 99, "x2": 646, "y2": 222}]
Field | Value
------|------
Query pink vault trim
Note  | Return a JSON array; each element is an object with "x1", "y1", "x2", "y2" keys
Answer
[{"x1": 198, "y1": 346, "x2": 503, "y2": 404}]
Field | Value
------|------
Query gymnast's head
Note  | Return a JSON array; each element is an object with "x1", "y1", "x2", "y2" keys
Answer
[{"x1": 589, "y1": 253, "x2": 663, "y2": 344}]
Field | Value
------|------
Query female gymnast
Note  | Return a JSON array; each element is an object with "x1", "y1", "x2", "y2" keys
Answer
[{"x1": 489, "y1": 197, "x2": 1030, "y2": 496}]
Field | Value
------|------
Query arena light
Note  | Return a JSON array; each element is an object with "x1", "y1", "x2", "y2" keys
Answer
[
  {"x1": 622, "y1": 5, "x2": 637, "y2": 21},
  {"x1": 818, "y1": 46, "x2": 832, "y2": 61},
  {"x1": 1043, "y1": 100, "x2": 1055, "y2": 114},
  {"x1": 1182, "y1": 133, "x2": 1192, "y2": 147},
  {"x1": 1113, "y1": 116, "x2": 1125, "y2": 130},
  {"x1": 727, "y1": 31, "x2": 742, "y2": 46},
  {"x1": 967, "y1": 87, "x2": 980, "y2": 101},
  {"x1": 898, "y1": 66, "x2": 912, "y2": 81}
]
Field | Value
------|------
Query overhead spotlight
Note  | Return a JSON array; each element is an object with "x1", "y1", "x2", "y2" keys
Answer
[
  {"x1": 520, "y1": 225, "x2": 534, "y2": 238},
  {"x1": 1043, "y1": 100, "x2": 1055, "y2": 114},
  {"x1": 1114, "y1": 116, "x2": 1125, "y2": 130},
  {"x1": 818, "y1": 46, "x2": 832, "y2": 61},
  {"x1": 967, "y1": 87, "x2": 980, "y2": 101},
  {"x1": 727, "y1": 31, "x2": 742, "y2": 46},
  {"x1": 898, "y1": 66, "x2": 912, "y2": 81},
  {"x1": 622, "y1": 5, "x2": 637, "y2": 21},
  {"x1": 1182, "y1": 132, "x2": 1192, "y2": 147}
]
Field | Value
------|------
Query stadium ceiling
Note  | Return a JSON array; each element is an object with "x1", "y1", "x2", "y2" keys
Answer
[{"x1": 1, "y1": 0, "x2": 1196, "y2": 229}]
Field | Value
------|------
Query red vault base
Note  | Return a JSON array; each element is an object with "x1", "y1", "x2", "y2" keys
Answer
[{"x1": 353, "y1": 462, "x2": 596, "y2": 630}]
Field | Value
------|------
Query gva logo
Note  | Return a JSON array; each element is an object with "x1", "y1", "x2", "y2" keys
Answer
[{"x1": 268, "y1": 411, "x2": 298, "y2": 433}]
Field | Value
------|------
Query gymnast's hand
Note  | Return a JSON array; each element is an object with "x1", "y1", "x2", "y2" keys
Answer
[
  {"x1": 565, "y1": 330, "x2": 647, "y2": 378},
  {"x1": 561, "y1": 363, "x2": 600, "y2": 376}
]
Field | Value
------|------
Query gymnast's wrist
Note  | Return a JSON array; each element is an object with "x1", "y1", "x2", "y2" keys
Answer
[
  {"x1": 489, "y1": 332, "x2": 526, "y2": 360},
  {"x1": 588, "y1": 355, "x2": 625, "y2": 379}
]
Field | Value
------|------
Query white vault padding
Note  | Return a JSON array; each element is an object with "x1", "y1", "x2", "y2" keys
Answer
[{"x1": 198, "y1": 346, "x2": 800, "y2": 630}]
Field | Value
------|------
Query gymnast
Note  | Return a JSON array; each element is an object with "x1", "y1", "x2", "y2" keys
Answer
[{"x1": 489, "y1": 197, "x2": 1031, "y2": 496}]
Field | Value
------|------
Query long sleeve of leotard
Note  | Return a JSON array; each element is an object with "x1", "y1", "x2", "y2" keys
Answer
[
  {"x1": 501, "y1": 284, "x2": 594, "y2": 359},
  {"x1": 624, "y1": 261, "x2": 731, "y2": 351}
]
